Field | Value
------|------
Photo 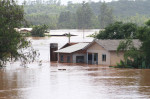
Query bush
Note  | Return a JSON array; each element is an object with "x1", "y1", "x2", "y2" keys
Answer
[{"x1": 31, "y1": 25, "x2": 48, "y2": 37}]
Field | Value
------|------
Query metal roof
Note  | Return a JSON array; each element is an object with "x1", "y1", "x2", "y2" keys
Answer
[
  {"x1": 83, "y1": 39, "x2": 141, "y2": 51},
  {"x1": 95, "y1": 39, "x2": 141, "y2": 51},
  {"x1": 55, "y1": 43, "x2": 89, "y2": 53}
]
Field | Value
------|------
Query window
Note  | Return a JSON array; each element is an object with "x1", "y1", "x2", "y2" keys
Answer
[
  {"x1": 60, "y1": 55, "x2": 64, "y2": 62},
  {"x1": 67, "y1": 56, "x2": 70, "y2": 63},
  {"x1": 102, "y1": 54, "x2": 106, "y2": 62},
  {"x1": 76, "y1": 56, "x2": 84, "y2": 63}
]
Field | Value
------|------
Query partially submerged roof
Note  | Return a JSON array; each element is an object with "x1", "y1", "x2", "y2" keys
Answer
[
  {"x1": 20, "y1": 28, "x2": 32, "y2": 31},
  {"x1": 84, "y1": 39, "x2": 141, "y2": 51},
  {"x1": 15, "y1": 28, "x2": 33, "y2": 32},
  {"x1": 55, "y1": 43, "x2": 89, "y2": 53}
]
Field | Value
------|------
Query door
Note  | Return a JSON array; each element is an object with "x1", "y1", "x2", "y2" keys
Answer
[
  {"x1": 94, "y1": 53, "x2": 98, "y2": 64},
  {"x1": 67, "y1": 56, "x2": 70, "y2": 63},
  {"x1": 76, "y1": 56, "x2": 84, "y2": 63}
]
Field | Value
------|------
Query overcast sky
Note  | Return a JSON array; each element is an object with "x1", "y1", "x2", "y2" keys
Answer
[{"x1": 18, "y1": 0, "x2": 114, "y2": 5}]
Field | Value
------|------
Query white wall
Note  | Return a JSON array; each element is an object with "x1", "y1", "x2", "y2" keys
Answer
[{"x1": 87, "y1": 42, "x2": 111, "y2": 65}]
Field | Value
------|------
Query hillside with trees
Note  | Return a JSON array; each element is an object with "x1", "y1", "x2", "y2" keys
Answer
[{"x1": 23, "y1": 0, "x2": 150, "y2": 29}]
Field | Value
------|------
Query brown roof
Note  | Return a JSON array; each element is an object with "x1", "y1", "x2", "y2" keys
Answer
[{"x1": 94, "y1": 39, "x2": 141, "y2": 51}]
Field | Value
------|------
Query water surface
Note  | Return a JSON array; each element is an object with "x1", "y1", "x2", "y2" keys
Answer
[{"x1": 0, "y1": 29, "x2": 150, "y2": 99}]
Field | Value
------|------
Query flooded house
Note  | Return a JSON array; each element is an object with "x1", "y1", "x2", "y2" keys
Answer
[
  {"x1": 54, "y1": 39, "x2": 141, "y2": 66},
  {"x1": 55, "y1": 43, "x2": 89, "y2": 63}
]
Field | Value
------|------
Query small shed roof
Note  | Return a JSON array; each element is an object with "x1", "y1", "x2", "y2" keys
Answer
[{"x1": 55, "y1": 43, "x2": 89, "y2": 53}]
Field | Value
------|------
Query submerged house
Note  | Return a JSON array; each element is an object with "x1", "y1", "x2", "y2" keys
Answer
[
  {"x1": 54, "y1": 39, "x2": 141, "y2": 66},
  {"x1": 55, "y1": 43, "x2": 89, "y2": 63}
]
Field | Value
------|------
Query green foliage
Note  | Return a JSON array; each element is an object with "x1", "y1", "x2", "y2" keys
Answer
[
  {"x1": 58, "y1": 11, "x2": 77, "y2": 29},
  {"x1": 98, "y1": 2, "x2": 114, "y2": 29},
  {"x1": 76, "y1": 1, "x2": 93, "y2": 29},
  {"x1": 117, "y1": 39, "x2": 134, "y2": 52},
  {"x1": 23, "y1": 0, "x2": 150, "y2": 29},
  {"x1": 116, "y1": 39, "x2": 144, "y2": 68},
  {"x1": 31, "y1": 25, "x2": 48, "y2": 37},
  {"x1": 98, "y1": 19, "x2": 150, "y2": 69},
  {"x1": 145, "y1": 20, "x2": 150, "y2": 26},
  {"x1": 25, "y1": 14, "x2": 58, "y2": 29},
  {"x1": 136, "y1": 21, "x2": 150, "y2": 68},
  {"x1": 96, "y1": 22, "x2": 137, "y2": 39},
  {"x1": 0, "y1": 0, "x2": 38, "y2": 67},
  {"x1": 115, "y1": 14, "x2": 150, "y2": 26},
  {"x1": 109, "y1": 0, "x2": 150, "y2": 16},
  {"x1": 87, "y1": 31, "x2": 99, "y2": 38}
]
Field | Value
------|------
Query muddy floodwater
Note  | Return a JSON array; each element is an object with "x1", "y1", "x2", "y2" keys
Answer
[{"x1": 0, "y1": 30, "x2": 150, "y2": 99}]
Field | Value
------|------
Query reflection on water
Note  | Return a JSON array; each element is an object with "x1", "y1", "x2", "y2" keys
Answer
[{"x1": 0, "y1": 30, "x2": 150, "y2": 99}]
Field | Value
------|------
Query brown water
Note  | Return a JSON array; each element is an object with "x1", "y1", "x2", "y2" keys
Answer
[{"x1": 0, "y1": 30, "x2": 150, "y2": 99}]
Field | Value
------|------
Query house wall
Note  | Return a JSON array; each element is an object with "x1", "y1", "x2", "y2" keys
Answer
[
  {"x1": 110, "y1": 51, "x2": 124, "y2": 66},
  {"x1": 72, "y1": 53, "x2": 87, "y2": 63},
  {"x1": 57, "y1": 42, "x2": 125, "y2": 66},
  {"x1": 58, "y1": 50, "x2": 87, "y2": 63},
  {"x1": 87, "y1": 42, "x2": 111, "y2": 65},
  {"x1": 58, "y1": 53, "x2": 73, "y2": 63}
]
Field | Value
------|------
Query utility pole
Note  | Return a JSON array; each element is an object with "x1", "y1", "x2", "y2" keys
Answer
[
  {"x1": 83, "y1": 28, "x2": 85, "y2": 39},
  {"x1": 67, "y1": 32, "x2": 71, "y2": 43}
]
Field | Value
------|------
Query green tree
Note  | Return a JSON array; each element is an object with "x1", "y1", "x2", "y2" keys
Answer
[
  {"x1": 76, "y1": 1, "x2": 93, "y2": 29},
  {"x1": 31, "y1": 24, "x2": 48, "y2": 37},
  {"x1": 58, "y1": 11, "x2": 76, "y2": 29},
  {"x1": 96, "y1": 22, "x2": 137, "y2": 39},
  {"x1": 116, "y1": 20, "x2": 150, "y2": 69},
  {"x1": 98, "y1": 2, "x2": 114, "y2": 29},
  {"x1": 0, "y1": 0, "x2": 38, "y2": 67},
  {"x1": 117, "y1": 39, "x2": 144, "y2": 68},
  {"x1": 136, "y1": 20, "x2": 150, "y2": 68}
]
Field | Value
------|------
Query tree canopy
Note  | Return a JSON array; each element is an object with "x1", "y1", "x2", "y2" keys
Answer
[
  {"x1": 116, "y1": 20, "x2": 150, "y2": 68},
  {"x1": 23, "y1": 0, "x2": 150, "y2": 29},
  {"x1": 98, "y1": 2, "x2": 114, "y2": 28},
  {"x1": 76, "y1": 1, "x2": 93, "y2": 29},
  {"x1": 96, "y1": 22, "x2": 138, "y2": 39},
  {"x1": 136, "y1": 20, "x2": 150, "y2": 66},
  {"x1": 0, "y1": 0, "x2": 38, "y2": 67},
  {"x1": 31, "y1": 25, "x2": 48, "y2": 37}
]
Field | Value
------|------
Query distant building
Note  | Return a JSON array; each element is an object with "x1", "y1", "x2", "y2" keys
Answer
[
  {"x1": 15, "y1": 28, "x2": 32, "y2": 34},
  {"x1": 54, "y1": 39, "x2": 141, "y2": 66}
]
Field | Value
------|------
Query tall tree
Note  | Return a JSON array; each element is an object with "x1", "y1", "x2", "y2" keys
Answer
[
  {"x1": 98, "y1": 2, "x2": 114, "y2": 29},
  {"x1": 136, "y1": 20, "x2": 150, "y2": 68},
  {"x1": 0, "y1": 0, "x2": 38, "y2": 67},
  {"x1": 76, "y1": 1, "x2": 93, "y2": 29},
  {"x1": 58, "y1": 11, "x2": 76, "y2": 29}
]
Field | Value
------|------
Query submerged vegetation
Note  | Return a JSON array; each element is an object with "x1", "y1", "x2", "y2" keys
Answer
[{"x1": 31, "y1": 25, "x2": 48, "y2": 37}]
